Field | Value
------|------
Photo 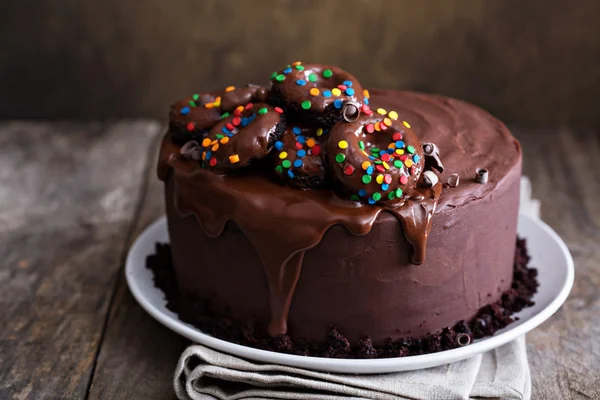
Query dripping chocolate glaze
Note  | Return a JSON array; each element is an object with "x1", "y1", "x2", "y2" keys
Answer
[{"x1": 158, "y1": 90, "x2": 520, "y2": 336}]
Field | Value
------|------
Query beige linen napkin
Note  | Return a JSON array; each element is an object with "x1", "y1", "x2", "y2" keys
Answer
[{"x1": 173, "y1": 177, "x2": 538, "y2": 400}]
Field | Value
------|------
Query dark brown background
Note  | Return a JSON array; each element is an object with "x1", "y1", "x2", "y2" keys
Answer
[{"x1": 1, "y1": 0, "x2": 599, "y2": 127}]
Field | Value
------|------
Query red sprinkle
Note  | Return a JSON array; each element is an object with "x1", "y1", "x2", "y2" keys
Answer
[
  {"x1": 226, "y1": 123, "x2": 235, "y2": 131},
  {"x1": 365, "y1": 124, "x2": 375, "y2": 133},
  {"x1": 400, "y1": 155, "x2": 409, "y2": 161},
  {"x1": 338, "y1": 84, "x2": 347, "y2": 91},
  {"x1": 295, "y1": 142, "x2": 303, "y2": 149},
  {"x1": 209, "y1": 158, "x2": 217, "y2": 166},
  {"x1": 311, "y1": 145, "x2": 321, "y2": 156},
  {"x1": 392, "y1": 132, "x2": 403, "y2": 141},
  {"x1": 232, "y1": 117, "x2": 241, "y2": 126},
  {"x1": 245, "y1": 103, "x2": 253, "y2": 110},
  {"x1": 186, "y1": 122, "x2": 195, "y2": 131},
  {"x1": 233, "y1": 109, "x2": 242, "y2": 117},
  {"x1": 384, "y1": 174, "x2": 392, "y2": 184},
  {"x1": 400, "y1": 175, "x2": 408, "y2": 184},
  {"x1": 274, "y1": 107, "x2": 284, "y2": 114},
  {"x1": 381, "y1": 153, "x2": 391, "y2": 162},
  {"x1": 411, "y1": 165, "x2": 418, "y2": 175},
  {"x1": 362, "y1": 104, "x2": 373, "y2": 116},
  {"x1": 380, "y1": 122, "x2": 388, "y2": 130},
  {"x1": 344, "y1": 165, "x2": 355, "y2": 175},
  {"x1": 375, "y1": 165, "x2": 385, "y2": 173}
]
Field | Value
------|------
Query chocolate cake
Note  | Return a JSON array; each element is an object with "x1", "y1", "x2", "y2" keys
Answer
[{"x1": 155, "y1": 62, "x2": 533, "y2": 356}]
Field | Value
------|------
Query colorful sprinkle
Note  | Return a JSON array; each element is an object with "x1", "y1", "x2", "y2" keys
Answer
[
  {"x1": 225, "y1": 86, "x2": 235, "y2": 92},
  {"x1": 316, "y1": 128, "x2": 324, "y2": 136},
  {"x1": 333, "y1": 99, "x2": 343, "y2": 109},
  {"x1": 275, "y1": 165, "x2": 283, "y2": 174},
  {"x1": 323, "y1": 90, "x2": 332, "y2": 97},
  {"x1": 192, "y1": 94, "x2": 200, "y2": 101},
  {"x1": 282, "y1": 159, "x2": 292, "y2": 168},
  {"x1": 403, "y1": 121, "x2": 411, "y2": 128},
  {"x1": 407, "y1": 145, "x2": 415, "y2": 154},
  {"x1": 301, "y1": 100, "x2": 311, "y2": 110},
  {"x1": 311, "y1": 145, "x2": 321, "y2": 156},
  {"x1": 279, "y1": 151, "x2": 288, "y2": 159},
  {"x1": 309, "y1": 88, "x2": 320, "y2": 96},
  {"x1": 297, "y1": 149, "x2": 307, "y2": 157},
  {"x1": 308, "y1": 73, "x2": 318, "y2": 82},
  {"x1": 343, "y1": 80, "x2": 353, "y2": 87},
  {"x1": 395, "y1": 188, "x2": 403, "y2": 197},
  {"x1": 361, "y1": 161, "x2": 371, "y2": 170},
  {"x1": 229, "y1": 154, "x2": 240, "y2": 163},
  {"x1": 306, "y1": 138, "x2": 316, "y2": 148},
  {"x1": 186, "y1": 122, "x2": 195, "y2": 131},
  {"x1": 180, "y1": 106, "x2": 190, "y2": 115},
  {"x1": 383, "y1": 118, "x2": 392, "y2": 127},
  {"x1": 372, "y1": 192, "x2": 382, "y2": 201},
  {"x1": 323, "y1": 69, "x2": 333, "y2": 78},
  {"x1": 344, "y1": 165, "x2": 355, "y2": 175},
  {"x1": 294, "y1": 159, "x2": 303, "y2": 168},
  {"x1": 331, "y1": 88, "x2": 342, "y2": 97},
  {"x1": 358, "y1": 189, "x2": 367, "y2": 197},
  {"x1": 338, "y1": 140, "x2": 348, "y2": 149},
  {"x1": 283, "y1": 67, "x2": 293, "y2": 74},
  {"x1": 394, "y1": 160, "x2": 403, "y2": 168},
  {"x1": 288, "y1": 170, "x2": 295, "y2": 178},
  {"x1": 362, "y1": 175, "x2": 372, "y2": 184},
  {"x1": 295, "y1": 65, "x2": 305, "y2": 71},
  {"x1": 346, "y1": 88, "x2": 355, "y2": 96},
  {"x1": 389, "y1": 111, "x2": 398, "y2": 120},
  {"x1": 257, "y1": 107, "x2": 268, "y2": 115},
  {"x1": 363, "y1": 89, "x2": 370, "y2": 99},
  {"x1": 350, "y1": 195, "x2": 359, "y2": 201},
  {"x1": 220, "y1": 137, "x2": 229, "y2": 144},
  {"x1": 275, "y1": 74, "x2": 285, "y2": 82},
  {"x1": 274, "y1": 107, "x2": 284, "y2": 114},
  {"x1": 275, "y1": 141, "x2": 284, "y2": 151},
  {"x1": 365, "y1": 124, "x2": 375, "y2": 133},
  {"x1": 335, "y1": 153, "x2": 346, "y2": 162},
  {"x1": 377, "y1": 108, "x2": 387, "y2": 115},
  {"x1": 296, "y1": 79, "x2": 307, "y2": 86}
]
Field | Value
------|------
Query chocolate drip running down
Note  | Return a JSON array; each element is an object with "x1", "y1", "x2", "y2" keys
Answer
[{"x1": 158, "y1": 135, "x2": 442, "y2": 335}]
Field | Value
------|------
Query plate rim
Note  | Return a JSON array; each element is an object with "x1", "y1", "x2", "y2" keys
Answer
[{"x1": 125, "y1": 213, "x2": 574, "y2": 373}]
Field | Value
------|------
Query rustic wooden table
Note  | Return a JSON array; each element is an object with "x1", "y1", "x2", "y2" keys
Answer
[{"x1": 0, "y1": 122, "x2": 598, "y2": 399}]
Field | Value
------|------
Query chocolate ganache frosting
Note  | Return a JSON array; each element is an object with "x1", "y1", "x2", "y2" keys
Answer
[{"x1": 158, "y1": 61, "x2": 522, "y2": 342}]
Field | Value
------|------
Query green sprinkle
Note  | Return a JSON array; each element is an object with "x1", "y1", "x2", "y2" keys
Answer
[
  {"x1": 275, "y1": 165, "x2": 283, "y2": 174},
  {"x1": 282, "y1": 160, "x2": 292, "y2": 168},
  {"x1": 276, "y1": 74, "x2": 285, "y2": 82},
  {"x1": 301, "y1": 100, "x2": 311, "y2": 110},
  {"x1": 271, "y1": 71, "x2": 277, "y2": 79},
  {"x1": 220, "y1": 112, "x2": 230, "y2": 119},
  {"x1": 388, "y1": 192, "x2": 396, "y2": 200},
  {"x1": 395, "y1": 188, "x2": 403, "y2": 197},
  {"x1": 374, "y1": 160, "x2": 383, "y2": 165},
  {"x1": 372, "y1": 192, "x2": 381, "y2": 201},
  {"x1": 192, "y1": 94, "x2": 199, "y2": 101},
  {"x1": 407, "y1": 145, "x2": 415, "y2": 154},
  {"x1": 335, "y1": 153, "x2": 346, "y2": 163},
  {"x1": 350, "y1": 194, "x2": 359, "y2": 201},
  {"x1": 371, "y1": 147, "x2": 380, "y2": 153},
  {"x1": 359, "y1": 141, "x2": 365, "y2": 150},
  {"x1": 188, "y1": 100, "x2": 196, "y2": 107},
  {"x1": 308, "y1": 73, "x2": 317, "y2": 82},
  {"x1": 258, "y1": 107, "x2": 268, "y2": 115},
  {"x1": 362, "y1": 175, "x2": 372, "y2": 184},
  {"x1": 323, "y1": 69, "x2": 333, "y2": 78},
  {"x1": 295, "y1": 65, "x2": 304, "y2": 71},
  {"x1": 216, "y1": 134, "x2": 224, "y2": 139},
  {"x1": 394, "y1": 160, "x2": 403, "y2": 168}
]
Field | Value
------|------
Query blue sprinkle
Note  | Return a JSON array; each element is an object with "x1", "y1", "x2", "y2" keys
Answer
[
  {"x1": 227, "y1": 132, "x2": 234, "y2": 137},
  {"x1": 343, "y1": 80, "x2": 353, "y2": 87},
  {"x1": 293, "y1": 159, "x2": 303, "y2": 168},
  {"x1": 283, "y1": 67, "x2": 292, "y2": 74},
  {"x1": 221, "y1": 126, "x2": 231, "y2": 134},
  {"x1": 287, "y1": 170, "x2": 295, "y2": 178},
  {"x1": 368, "y1": 197, "x2": 376, "y2": 205},
  {"x1": 241, "y1": 117, "x2": 249, "y2": 126},
  {"x1": 275, "y1": 141, "x2": 284, "y2": 151},
  {"x1": 323, "y1": 90, "x2": 332, "y2": 97},
  {"x1": 358, "y1": 189, "x2": 367, "y2": 197},
  {"x1": 333, "y1": 99, "x2": 343, "y2": 109},
  {"x1": 364, "y1": 98, "x2": 369, "y2": 105},
  {"x1": 413, "y1": 154, "x2": 420, "y2": 163},
  {"x1": 180, "y1": 106, "x2": 190, "y2": 115},
  {"x1": 369, "y1": 156, "x2": 376, "y2": 160},
  {"x1": 296, "y1": 79, "x2": 306, "y2": 86},
  {"x1": 366, "y1": 166, "x2": 374, "y2": 175},
  {"x1": 379, "y1": 149, "x2": 389, "y2": 155},
  {"x1": 345, "y1": 88, "x2": 355, "y2": 96},
  {"x1": 382, "y1": 184, "x2": 390, "y2": 191},
  {"x1": 292, "y1": 127, "x2": 302, "y2": 135},
  {"x1": 248, "y1": 113, "x2": 256, "y2": 121},
  {"x1": 395, "y1": 140, "x2": 405, "y2": 148},
  {"x1": 297, "y1": 135, "x2": 306, "y2": 144},
  {"x1": 297, "y1": 149, "x2": 306, "y2": 158},
  {"x1": 205, "y1": 151, "x2": 212, "y2": 160}
]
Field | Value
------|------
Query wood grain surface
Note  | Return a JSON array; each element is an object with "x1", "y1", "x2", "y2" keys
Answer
[
  {"x1": 1, "y1": 0, "x2": 600, "y2": 127},
  {"x1": 0, "y1": 122, "x2": 598, "y2": 399}
]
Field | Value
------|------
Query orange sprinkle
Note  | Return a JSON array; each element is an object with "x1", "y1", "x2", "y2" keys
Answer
[
  {"x1": 202, "y1": 138, "x2": 211, "y2": 147},
  {"x1": 306, "y1": 138, "x2": 316, "y2": 148},
  {"x1": 212, "y1": 143, "x2": 219, "y2": 151},
  {"x1": 202, "y1": 152, "x2": 206, "y2": 161},
  {"x1": 205, "y1": 103, "x2": 214, "y2": 109},
  {"x1": 220, "y1": 137, "x2": 229, "y2": 144},
  {"x1": 383, "y1": 118, "x2": 392, "y2": 127},
  {"x1": 236, "y1": 105, "x2": 244, "y2": 112},
  {"x1": 388, "y1": 143, "x2": 396, "y2": 149},
  {"x1": 404, "y1": 159, "x2": 414, "y2": 168},
  {"x1": 309, "y1": 88, "x2": 320, "y2": 96},
  {"x1": 374, "y1": 122, "x2": 381, "y2": 131},
  {"x1": 292, "y1": 61, "x2": 302, "y2": 66},
  {"x1": 363, "y1": 89, "x2": 370, "y2": 99},
  {"x1": 229, "y1": 154, "x2": 240, "y2": 163},
  {"x1": 362, "y1": 161, "x2": 371, "y2": 170},
  {"x1": 225, "y1": 86, "x2": 235, "y2": 92}
]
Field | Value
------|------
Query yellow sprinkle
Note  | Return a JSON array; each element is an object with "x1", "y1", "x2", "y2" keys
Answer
[
  {"x1": 361, "y1": 150, "x2": 369, "y2": 157},
  {"x1": 383, "y1": 118, "x2": 392, "y2": 127},
  {"x1": 383, "y1": 162, "x2": 390, "y2": 170},
  {"x1": 361, "y1": 161, "x2": 371, "y2": 170},
  {"x1": 403, "y1": 120, "x2": 411, "y2": 128},
  {"x1": 388, "y1": 111, "x2": 398, "y2": 120},
  {"x1": 211, "y1": 143, "x2": 219, "y2": 151},
  {"x1": 292, "y1": 61, "x2": 302, "y2": 66},
  {"x1": 214, "y1": 96, "x2": 222, "y2": 107},
  {"x1": 202, "y1": 138, "x2": 211, "y2": 147},
  {"x1": 332, "y1": 88, "x2": 342, "y2": 97},
  {"x1": 404, "y1": 159, "x2": 414, "y2": 168},
  {"x1": 376, "y1": 175, "x2": 384, "y2": 184},
  {"x1": 363, "y1": 89, "x2": 370, "y2": 99},
  {"x1": 388, "y1": 143, "x2": 396, "y2": 149},
  {"x1": 309, "y1": 88, "x2": 320, "y2": 96},
  {"x1": 236, "y1": 105, "x2": 244, "y2": 112},
  {"x1": 396, "y1": 149, "x2": 405, "y2": 155},
  {"x1": 338, "y1": 140, "x2": 348, "y2": 149},
  {"x1": 220, "y1": 137, "x2": 229, "y2": 144},
  {"x1": 316, "y1": 128, "x2": 324, "y2": 137},
  {"x1": 279, "y1": 151, "x2": 288, "y2": 159},
  {"x1": 374, "y1": 122, "x2": 381, "y2": 131},
  {"x1": 377, "y1": 108, "x2": 387, "y2": 115},
  {"x1": 229, "y1": 154, "x2": 240, "y2": 163},
  {"x1": 306, "y1": 138, "x2": 316, "y2": 148},
  {"x1": 225, "y1": 86, "x2": 235, "y2": 92}
]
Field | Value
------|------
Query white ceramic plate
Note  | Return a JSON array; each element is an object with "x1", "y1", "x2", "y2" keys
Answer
[{"x1": 126, "y1": 213, "x2": 573, "y2": 373}]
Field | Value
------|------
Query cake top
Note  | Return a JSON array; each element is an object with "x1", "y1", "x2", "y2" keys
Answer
[{"x1": 168, "y1": 62, "x2": 446, "y2": 207}]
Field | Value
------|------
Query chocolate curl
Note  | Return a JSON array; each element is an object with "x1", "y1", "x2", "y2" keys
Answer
[
  {"x1": 342, "y1": 101, "x2": 361, "y2": 122},
  {"x1": 447, "y1": 173, "x2": 460, "y2": 187},
  {"x1": 456, "y1": 333, "x2": 471, "y2": 346},
  {"x1": 422, "y1": 142, "x2": 444, "y2": 173},
  {"x1": 475, "y1": 168, "x2": 489, "y2": 184},
  {"x1": 422, "y1": 170, "x2": 439, "y2": 187},
  {"x1": 180, "y1": 140, "x2": 201, "y2": 161}
]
